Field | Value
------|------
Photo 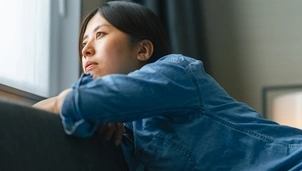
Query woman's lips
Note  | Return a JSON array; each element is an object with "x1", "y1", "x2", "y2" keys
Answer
[{"x1": 85, "y1": 64, "x2": 98, "y2": 72}]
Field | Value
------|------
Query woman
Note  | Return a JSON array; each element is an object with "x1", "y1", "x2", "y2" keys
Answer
[{"x1": 34, "y1": 1, "x2": 302, "y2": 170}]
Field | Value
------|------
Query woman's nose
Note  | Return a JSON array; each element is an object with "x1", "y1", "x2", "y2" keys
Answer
[{"x1": 82, "y1": 41, "x2": 95, "y2": 58}]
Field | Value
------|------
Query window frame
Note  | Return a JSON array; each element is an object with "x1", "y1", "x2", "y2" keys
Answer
[
  {"x1": 0, "y1": 84, "x2": 45, "y2": 105},
  {"x1": 0, "y1": 0, "x2": 81, "y2": 102}
]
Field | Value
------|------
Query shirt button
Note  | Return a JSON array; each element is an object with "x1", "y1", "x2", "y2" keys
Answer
[{"x1": 66, "y1": 126, "x2": 73, "y2": 131}]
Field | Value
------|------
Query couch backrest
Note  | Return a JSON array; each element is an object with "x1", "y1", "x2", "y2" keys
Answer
[{"x1": 0, "y1": 98, "x2": 127, "y2": 171}]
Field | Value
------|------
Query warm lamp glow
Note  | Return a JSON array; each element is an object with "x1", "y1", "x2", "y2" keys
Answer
[{"x1": 271, "y1": 92, "x2": 302, "y2": 129}]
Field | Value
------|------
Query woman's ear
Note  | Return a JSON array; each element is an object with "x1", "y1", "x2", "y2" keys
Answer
[{"x1": 137, "y1": 39, "x2": 154, "y2": 62}]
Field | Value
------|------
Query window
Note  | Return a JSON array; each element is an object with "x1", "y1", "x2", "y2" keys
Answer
[{"x1": 0, "y1": 0, "x2": 80, "y2": 98}]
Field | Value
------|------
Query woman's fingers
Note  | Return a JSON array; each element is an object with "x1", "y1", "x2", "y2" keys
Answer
[
  {"x1": 114, "y1": 123, "x2": 125, "y2": 146},
  {"x1": 103, "y1": 123, "x2": 115, "y2": 141},
  {"x1": 97, "y1": 123, "x2": 125, "y2": 145}
]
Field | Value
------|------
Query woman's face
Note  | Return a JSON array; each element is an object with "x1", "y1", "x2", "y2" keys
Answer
[{"x1": 81, "y1": 13, "x2": 143, "y2": 78}]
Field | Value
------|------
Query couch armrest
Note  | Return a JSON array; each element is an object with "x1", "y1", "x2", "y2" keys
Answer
[{"x1": 0, "y1": 98, "x2": 127, "y2": 170}]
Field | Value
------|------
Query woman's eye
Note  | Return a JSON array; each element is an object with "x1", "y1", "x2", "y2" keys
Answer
[
  {"x1": 96, "y1": 32, "x2": 103, "y2": 38},
  {"x1": 82, "y1": 42, "x2": 87, "y2": 48}
]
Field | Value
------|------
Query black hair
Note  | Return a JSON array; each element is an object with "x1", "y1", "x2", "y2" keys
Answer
[{"x1": 79, "y1": 1, "x2": 170, "y2": 63}]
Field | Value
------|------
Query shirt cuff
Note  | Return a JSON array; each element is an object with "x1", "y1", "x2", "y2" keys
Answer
[{"x1": 59, "y1": 73, "x2": 98, "y2": 138}]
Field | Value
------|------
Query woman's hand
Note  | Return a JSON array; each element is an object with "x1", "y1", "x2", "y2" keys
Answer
[
  {"x1": 97, "y1": 123, "x2": 125, "y2": 146},
  {"x1": 33, "y1": 88, "x2": 72, "y2": 114}
]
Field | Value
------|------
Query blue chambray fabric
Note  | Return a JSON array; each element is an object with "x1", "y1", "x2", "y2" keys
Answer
[{"x1": 60, "y1": 54, "x2": 302, "y2": 170}]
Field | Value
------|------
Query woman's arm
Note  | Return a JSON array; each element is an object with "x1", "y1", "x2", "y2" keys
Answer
[
  {"x1": 61, "y1": 55, "x2": 202, "y2": 138},
  {"x1": 33, "y1": 88, "x2": 71, "y2": 114},
  {"x1": 33, "y1": 89, "x2": 124, "y2": 145},
  {"x1": 32, "y1": 96, "x2": 58, "y2": 113}
]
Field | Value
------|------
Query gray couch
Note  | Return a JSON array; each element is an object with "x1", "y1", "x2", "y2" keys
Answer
[{"x1": 0, "y1": 98, "x2": 127, "y2": 171}]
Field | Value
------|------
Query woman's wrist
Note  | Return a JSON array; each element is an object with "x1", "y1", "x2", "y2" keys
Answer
[{"x1": 55, "y1": 88, "x2": 72, "y2": 114}]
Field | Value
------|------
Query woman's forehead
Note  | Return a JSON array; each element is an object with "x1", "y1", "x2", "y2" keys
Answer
[
  {"x1": 83, "y1": 14, "x2": 111, "y2": 37},
  {"x1": 87, "y1": 14, "x2": 110, "y2": 30}
]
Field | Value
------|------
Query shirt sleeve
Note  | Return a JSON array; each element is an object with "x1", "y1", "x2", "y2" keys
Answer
[{"x1": 60, "y1": 55, "x2": 202, "y2": 138}]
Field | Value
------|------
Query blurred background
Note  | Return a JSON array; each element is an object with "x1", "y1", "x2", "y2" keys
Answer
[{"x1": 1, "y1": 0, "x2": 302, "y2": 127}]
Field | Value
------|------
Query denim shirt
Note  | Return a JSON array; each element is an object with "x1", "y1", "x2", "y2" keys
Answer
[{"x1": 61, "y1": 54, "x2": 302, "y2": 171}]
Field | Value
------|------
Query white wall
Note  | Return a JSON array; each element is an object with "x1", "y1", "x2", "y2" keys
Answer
[{"x1": 202, "y1": 0, "x2": 302, "y2": 114}]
